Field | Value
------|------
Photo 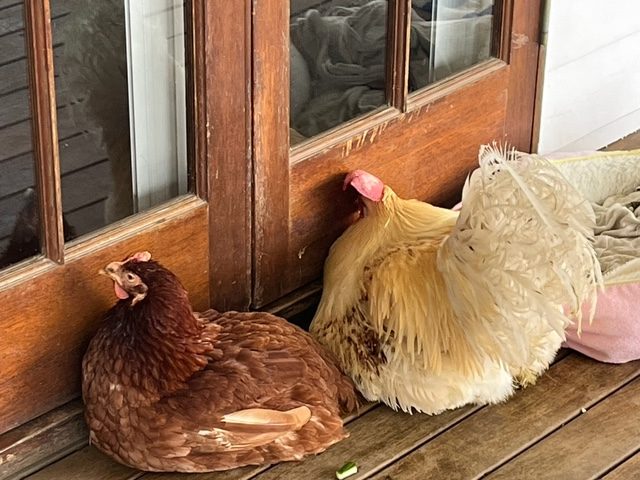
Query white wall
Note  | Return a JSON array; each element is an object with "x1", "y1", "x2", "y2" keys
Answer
[{"x1": 536, "y1": 1, "x2": 640, "y2": 154}]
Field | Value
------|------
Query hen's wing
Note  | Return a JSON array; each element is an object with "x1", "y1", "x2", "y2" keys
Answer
[
  {"x1": 362, "y1": 240, "x2": 488, "y2": 375},
  {"x1": 437, "y1": 144, "x2": 602, "y2": 368},
  {"x1": 145, "y1": 311, "x2": 353, "y2": 462}
]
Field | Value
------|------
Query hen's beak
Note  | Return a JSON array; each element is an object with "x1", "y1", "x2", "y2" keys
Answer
[{"x1": 98, "y1": 261, "x2": 124, "y2": 282}]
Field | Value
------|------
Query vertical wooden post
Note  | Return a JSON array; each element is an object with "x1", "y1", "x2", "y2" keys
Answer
[
  {"x1": 23, "y1": 0, "x2": 64, "y2": 263},
  {"x1": 387, "y1": 0, "x2": 411, "y2": 111},
  {"x1": 203, "y1": 0, "x2": 254, "y2": 310}
]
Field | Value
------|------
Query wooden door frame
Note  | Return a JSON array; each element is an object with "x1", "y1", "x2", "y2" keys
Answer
[
  {"x1": 200, "y1": 0, "x2": 253, "y2": 311},
  {"x1": 0, "y1": 0, "x2": 253, "y2": 438},
  {"x1": 253, "y1": 0, "x2": 542, "y2": 308}
]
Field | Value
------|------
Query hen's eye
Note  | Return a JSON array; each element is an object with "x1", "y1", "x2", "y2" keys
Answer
[{"x1": 125, "y1": 273, "x2": 136, "y2": 282}]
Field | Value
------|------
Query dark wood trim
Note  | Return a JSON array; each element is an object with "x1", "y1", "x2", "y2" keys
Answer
[
  {"x1": 279, "y1": 67, "x2": 509, "y2": 302},
  {"x1": 289, "y1": 60, "x2": 506, "y2": 167},
  {"x1": 264, "y1": 280, "x2": 322, "y2": 319},
  {"x1": 0, "y1": 196, "x2": 210, "y2": 435},
  {"x1": 290, "y1": 107, "x2": 398, "y2": 165},
  {"x1": 386, "y1": 0, "x2": 411, "y2": 111},
  {"x1": 504, "y1": 0, "x2": 542, "y2": 152},
  {"x1": 0, "y1": 400, "x2": 86, "y2": 480},
  {"x1": 23, "y1": 0, "x2": 64, "y2": 264},
  {"x1": 252, "y1": 0, "x2": 290, "y2": 307},
  {"x1": 252, "y1": 0, "x2": 541, "y2": 307},
  {"x1": 531, "y1": 42, "x2": 546, "y2": 152},
  {"x1": 408, "y1": 58, "x2": 506, "y2": 109},
  {"x1": 202, "y1": 0, "x2": 253, "y2": 311},
  {"x1": 493, "y1": 0, "x2": 514, "y2": 62},
  {"x1": 185, "y1": 0, "x2": 207, "y2": 200}
]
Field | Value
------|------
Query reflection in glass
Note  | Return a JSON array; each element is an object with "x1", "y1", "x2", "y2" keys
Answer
[
  {"x1": 410, "y1": 0, "x2": 494, "y2": 90},
  {"x1": 290, "y1": 0, "x2": 389, "y2": 144},
  {"x1": 53, "y1": 0, "x2": 188, "y2": 238},
  {"x1": 0, "y1": 2, "x2": 41, "y2": 268}
]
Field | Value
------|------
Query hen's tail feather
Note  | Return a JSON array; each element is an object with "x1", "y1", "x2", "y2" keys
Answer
[{"x1": 438, "y1": 143, "x2": 602, "y2": 369}]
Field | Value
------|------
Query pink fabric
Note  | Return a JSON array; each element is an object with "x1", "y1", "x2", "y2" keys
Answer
[
  {"x1": 449, "y1": 201, "x2": 640, "y2": 364},
  {"x1": 564, "y1": 282, "x2": 640, "y2": 363}
]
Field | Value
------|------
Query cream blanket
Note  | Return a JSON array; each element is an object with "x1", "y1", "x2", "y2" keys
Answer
[{"x1": 593, "y1": 187, "x2": 640, "y2": 275}]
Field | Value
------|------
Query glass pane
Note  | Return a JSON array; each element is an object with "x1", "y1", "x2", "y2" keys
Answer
[
  {"x1": 410, "y1": 0, "x2": 494, "y2": 91},
  {"x1": 290, "y1": 0, "x2": 389, "y2": 145},
  {"x1": 52, "y1": 0, "x2": 188, "y2": 238},
  {"x1": 0, "y1": 2, "x2": 41, "y2": 269}
]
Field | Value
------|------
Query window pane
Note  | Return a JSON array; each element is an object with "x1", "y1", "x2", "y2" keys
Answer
[
  {"x1": 53, "y1": 0, "x2": 188, "y2": 238},
  {"x1": 0, "y1": 2, "x2": 41, "y2": 269},
  {"x1": 290, "y1": 0, "x2": 389, "y2": 145},
  {"x1": 410, "y1": 0, "x2": 494, "y2": 90}
]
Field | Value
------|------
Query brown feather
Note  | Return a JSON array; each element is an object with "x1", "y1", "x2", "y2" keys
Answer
[{"x1": 83, "y1": 257, "x2": 360, "y2": 472}]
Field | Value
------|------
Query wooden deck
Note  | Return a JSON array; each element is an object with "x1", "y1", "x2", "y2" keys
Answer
[{"x1": 19, "y1": 351, "x2": 640, "y2": 480}]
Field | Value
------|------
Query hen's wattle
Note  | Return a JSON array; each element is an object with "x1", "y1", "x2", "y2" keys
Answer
[{"x1": 82, "y1": 254, "x2": 358, "y2": 472}]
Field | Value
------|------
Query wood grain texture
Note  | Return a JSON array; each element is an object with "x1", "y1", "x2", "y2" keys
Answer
[
  {"x1": 603, "y1": 452, "x2": 640, "y2": 479},
  {"x1": 386, "y1": 0, "x2": 410, "y2": 110},
  {"x1": 20, "y1": 404, "x2": 378, "y2": 480},
  {"x1": 486, "y1": 376, "x2": 640, "y2": 480},
  {"x1": 493, "y1": 0, "x2": 514, "y2": 62},
  {"x1": 604, "y1": 129, "x2": 640, "y2": 151},
  {"x1": 252, "y1": 0, "x2": 290, "y2": 307},
  {"x1": 252, "y1": 1, "x2": 541, "y2": 306},
  {"x1": 25, "y1": 447, "x2": 138, "y2": 480},
  {"x1": 185, "y1": 0, "x2": 204, "y2": 199},
  {"x1": 204, "y1": 0, "x2": 253, "y2": 311},
  {"x1": 369, "y1": 354, "x2": 640, "y2": 480},
  {"x1": 23, "y1": 0, "x2": 65, "y2": 263},
  {"x1": 253, "y1": 404, "x2": 480, "y2": 480},
  {"x1": 279, "y1": 64, "x2": 509, "y2": 303},
  {"x1": 504, "y1": 0, "x2": 541, "y2": 152},
  {"x1": 0, "y1": 198, "x2": 210, "y2": 435},
  {"x1": 0, "y1": 400, "x2": 86, "y2": 480}
]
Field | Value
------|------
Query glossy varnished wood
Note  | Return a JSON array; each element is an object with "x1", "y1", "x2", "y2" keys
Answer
[
  {"x1": 0, "y1": 198, "x2": 210, "y2": 435},
  {"x1": 23, "y1": 0, "x2": 64, "y2": 263},
  {"x1": 204, "y1": 0, "x2": 253, "y2": 310},
  {"x1": 386, "y1": 0, "x2": 410, "y2": 110},
  {"x1": 504, "y1": 0, "x2": 542, "y2": 151},
  {"x1": 280, "y1": 63, "x2": 509, "y2": 303},
  {"x1": 253, "y1": 1, "x2": 542, "y2": 306},
  {"x1": 252, "y1": 0, "x2": 290, "y2": 307}
]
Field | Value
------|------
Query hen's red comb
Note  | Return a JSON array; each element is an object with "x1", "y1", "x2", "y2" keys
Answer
[
  {"x1": 127, "y1": 251, "x2": 151, "y2": 263},
  {"x1": 343, "y1": 170, "x2": 384, "y2": 202}
]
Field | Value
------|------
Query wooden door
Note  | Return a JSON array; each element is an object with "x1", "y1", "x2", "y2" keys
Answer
[
  {"x1": 0, "y1": 0, "x2": 251, "y2": 434},
  {"x1": 252, "y1": 0, "x2": 541, "y2": 307}
]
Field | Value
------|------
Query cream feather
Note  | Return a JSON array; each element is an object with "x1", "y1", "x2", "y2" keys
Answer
[
  {"x1": 439, "y1": 144, "x2": 602, "y2": 367},
  {"x1": 311, "y1": 144, "x2": 602, "y2": 413}
]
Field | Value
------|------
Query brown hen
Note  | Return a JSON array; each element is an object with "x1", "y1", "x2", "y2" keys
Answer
[{"x1": 82, "y1": 251, "x2": 358, "y2": 472}]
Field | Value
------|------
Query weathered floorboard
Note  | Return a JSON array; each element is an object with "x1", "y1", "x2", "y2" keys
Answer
[
  {"x1": 486, "y1": 376, "x2": 640, "y2": 480},
  {"x1": 369, "y1": 354, "x2": 640, "y2": 480},
  {"x1": 25, "y1": 447, "x2": 138, "y2": 480},
  {"x1": 603, "y1": 451, "x2": 640, "y2": 479},
  {"x1": 251, "y1": 404, "x2": 480, "y2": 480}
]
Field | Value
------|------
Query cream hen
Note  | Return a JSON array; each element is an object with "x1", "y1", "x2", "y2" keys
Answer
[{"x1": 310, "y1": 145, "x2": 601, "y2": 414}]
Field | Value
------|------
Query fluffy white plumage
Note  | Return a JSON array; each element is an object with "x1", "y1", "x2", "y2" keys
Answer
[{"x1": 310, "y1": 144, "x2": 602, "y2": 414}]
